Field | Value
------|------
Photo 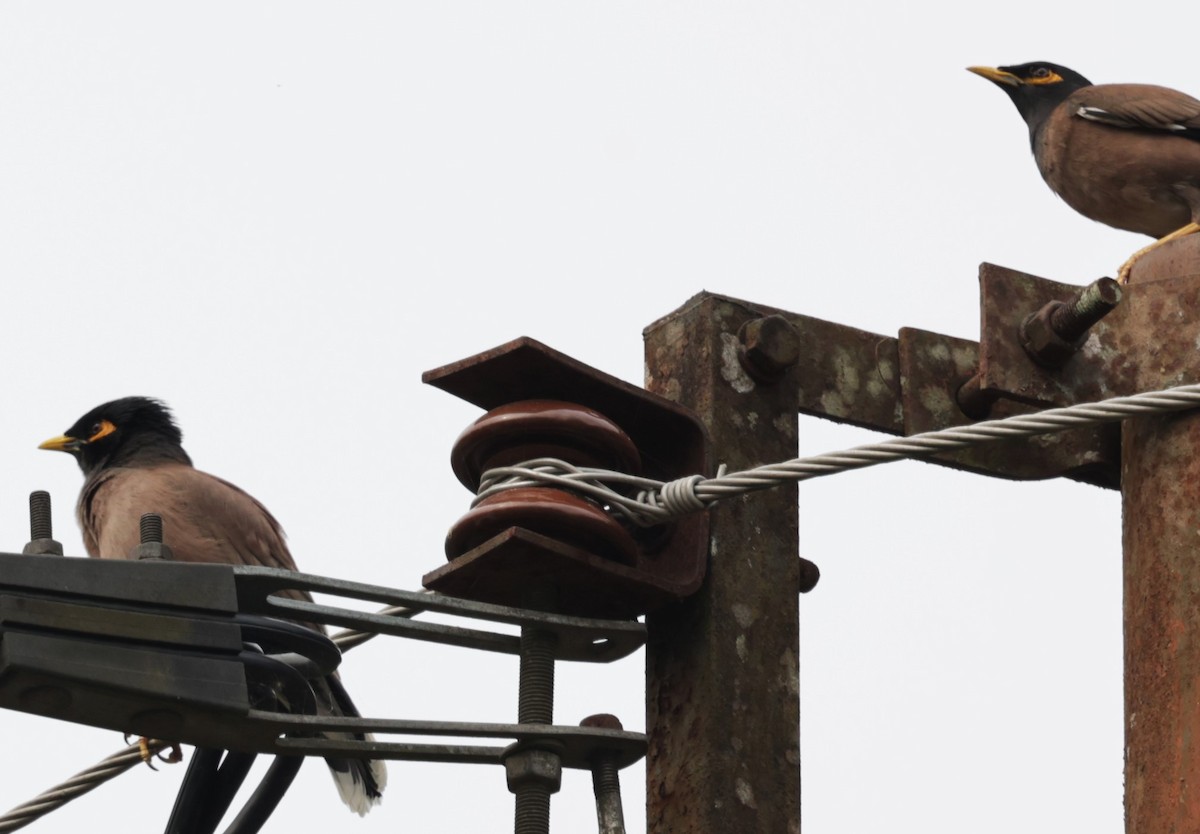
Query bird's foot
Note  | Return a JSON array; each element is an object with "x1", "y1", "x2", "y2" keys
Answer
[
  {"x1": 125, "y1": 735, "x2": 184, "y2": 769},
  {"x1": 1117, "y1": 222, "x2": 1200, "y2": 284}
]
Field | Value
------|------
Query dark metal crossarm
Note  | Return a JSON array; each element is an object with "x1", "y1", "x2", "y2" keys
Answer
[
  {"x1": 259, "y1": 714, "x2": 646, "y2": 770},
  {"x1": 0, "y1": 550, "x2": 645, "y2": 834},
  {"x1": 233, "y1": 565, "x2": 645, "y2": 663}
]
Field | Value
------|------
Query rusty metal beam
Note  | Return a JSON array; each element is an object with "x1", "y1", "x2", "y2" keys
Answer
[
  {"x1": 644, "y1": 293, "x2": 802, "y2": 834},
  {"x1": 1120, "y1": 236, "x2": 1200, "y2": 834},
  {"x1": 700, "y1": 291, "x2": 1118, "y2": 487}
]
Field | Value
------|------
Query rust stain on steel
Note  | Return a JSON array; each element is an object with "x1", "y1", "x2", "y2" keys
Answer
[
  {"x1": 978, "y1": 250, "x2": 1200, "y2": 409},
  {"x1": 650, "y1": 292, "x2": 905, "y2": 435},
  {"x1": 644, "y1": 292, "x2": 801, "y2": 834},
  {"x1": 898, "y1": 327, "x2": 1119, "y2": 488},
  {"x1": 978, "y1": 263, "x2": 1126, "y2": 407},
  {"x1": 675, "y1": 288, "x2": 1118, "y2": 487},
  {"x1": 789, "y1": 315, "x2": 903, "y2": 434},
  {"x1": 1122, "y1": 237, "x2": 1200, "y2": 834}
]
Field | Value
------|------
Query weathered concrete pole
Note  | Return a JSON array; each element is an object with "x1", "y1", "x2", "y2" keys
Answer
[
  {"x1": 1122, "y1": 235, "x2": 1200, "y2": 833},
  {"x1": 643, "y1": 294, "x2": 803, "y2": 834}
]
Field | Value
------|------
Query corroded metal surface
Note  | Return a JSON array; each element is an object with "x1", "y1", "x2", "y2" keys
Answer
[
  {"x1": 898, "y1": 327, "x2": 1119, "y2": 488},
  {"x1": 644, "y1": 293, "x2": 801, "y2": 834},
  {"x1": 788, "y1": 313, "x2": 904, "y2": 434},
  {"x1": 979, "y1": 263, "x2": 1123, "y2": 407},
  {"x1": 978, "y1": 255, "x2": 1200, "y2": 408},
  {"x1": 1121, "y1": 238, "x2": 1200, "y2": 834}
]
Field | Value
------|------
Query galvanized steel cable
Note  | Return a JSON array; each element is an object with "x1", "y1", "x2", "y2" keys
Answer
[
  {"x1": 476, "y1": 381, "x2": 1200, "y2": 524},
  {"x1": 0, "y1": 741, "x2": 174, "y2": 832}
]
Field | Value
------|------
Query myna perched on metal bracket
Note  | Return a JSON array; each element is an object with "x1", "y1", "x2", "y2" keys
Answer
[
  {"x1": 39, "y1": 397, "x2": 387, "y2": 815},
  {"x1": 969, "y1": 62, "x2": 1200, "y2": 283}
]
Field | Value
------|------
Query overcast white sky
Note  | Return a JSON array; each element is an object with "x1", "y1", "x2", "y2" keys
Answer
[{"x1": 2, "y1": 2, "x2": 1193, "y2": 832}]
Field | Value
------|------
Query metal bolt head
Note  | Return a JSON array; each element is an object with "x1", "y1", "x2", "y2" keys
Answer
[
  {"x1": 580, "y1": 714, "x2": 623, "y2": 731},
  {"x1": 504, "y1": 748, "x2": 563, "y2": 793},
  {"x1": 797, "y1": 557, "x2": 820, "y2": 594},
  {"x1": 1020, "y1": 302, "x2": 1080, "y2": 368},
  {"x1": 738, "y1": 315, "x2": 802, "y2": 383}
]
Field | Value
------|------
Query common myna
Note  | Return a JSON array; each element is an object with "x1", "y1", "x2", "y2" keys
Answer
[
  {"x1": 969, "y1": 62, "x2": 1200, "y2": 282},
  {"x1": 39, "y1": 397, "x2": 387, "y2": 815}
]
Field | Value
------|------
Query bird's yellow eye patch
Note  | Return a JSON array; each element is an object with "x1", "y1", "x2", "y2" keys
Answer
[
  {"x1": 89, "y1": 419, "x2": 117, "y2": 442},
  {"x1": 1026, "y1": 70, "x2": 1064, "y2": 86}
]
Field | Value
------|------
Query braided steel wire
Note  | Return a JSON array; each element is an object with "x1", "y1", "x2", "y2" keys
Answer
[
  {"x1": 477, "y1": 382, "x2": 1200, "y2": 525},
  {"x1": 0, "y1": 741, "x2": 173, "y2": 833}
]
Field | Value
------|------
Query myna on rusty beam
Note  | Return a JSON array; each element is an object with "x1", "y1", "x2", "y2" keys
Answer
[
  {"x1": 969, "y1": 62, "x2": 1200, "y2": 283},
  {"x1": 39, "y1": 397, "x2": 387, "y2": 816}
]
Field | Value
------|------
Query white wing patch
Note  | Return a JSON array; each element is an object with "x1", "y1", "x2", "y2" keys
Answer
[{"x1": 1077, "y1": 105, "x2": 1187, "y2": 132}]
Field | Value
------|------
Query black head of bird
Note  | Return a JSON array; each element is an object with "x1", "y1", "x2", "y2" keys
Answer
[
  {"x1": 38, "y1": 396, "x2": 191, "y2": 476},
  {"x1": 968, "y1": 62, "x2": 1094, "y2": 142},
  {"x1": 969, "y1": 61, "x2": 1200, "y2": 282}
]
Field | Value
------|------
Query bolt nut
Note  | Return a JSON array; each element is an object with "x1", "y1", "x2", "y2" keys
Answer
[
  {"x1": 504, "y1": 748, "x2": 563, "y2": 793},
  {"x1": 22, "y1": 539, "x2": 64, "y2": 556},
  {"x1": 133, "y1": 542, "x2": 176, "y2": 561},
  {"x1": 738, "y1": 315, "x2": 802, "y2": 383},
  {"x1": 1020, "y1": 302, "x2": 1080, "y2": 369}
]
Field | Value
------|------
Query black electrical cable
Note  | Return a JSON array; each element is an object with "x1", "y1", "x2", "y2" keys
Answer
[{"x1": 162, "y1": 627, "x2": 325, "y2": 834}]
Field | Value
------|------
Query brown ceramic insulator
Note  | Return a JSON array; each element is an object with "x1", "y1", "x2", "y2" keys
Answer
[
  {"x1": 445, "y1": 487, "x2": 639, "y2": 566},
  {"x1": 450, "y1": 400, "x2": 641, "y2": 491}
]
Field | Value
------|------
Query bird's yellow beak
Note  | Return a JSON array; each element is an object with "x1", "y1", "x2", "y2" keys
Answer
[
  {"x1": 967, "y1": 66, "x2": 1022, "y2": 87},
  {"x1": 38, "y1": 434, "x2": 83, "y2": 453}
]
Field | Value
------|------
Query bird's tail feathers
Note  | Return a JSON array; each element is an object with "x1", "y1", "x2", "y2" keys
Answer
[{"x1": 320, "y1": 674, "x2": 387, "y2": 815}]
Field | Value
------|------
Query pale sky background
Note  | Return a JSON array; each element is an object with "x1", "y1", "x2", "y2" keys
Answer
[{"x1": 0, "y1": 2, "x2": 1190, "y2": 832}]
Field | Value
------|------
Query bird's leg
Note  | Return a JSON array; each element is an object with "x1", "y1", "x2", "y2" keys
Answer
[
  {"x1": 1117, "y1": 222, "x2": 1200, "y2": 284},
  {"x1": 126, "y1": 734, "x2": 184, "y2": 768}
]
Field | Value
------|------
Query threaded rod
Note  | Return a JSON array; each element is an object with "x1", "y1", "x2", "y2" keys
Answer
[
  {"x1": 28, "y1": 491, "x2": 52, "y2": 541},
  {"x1": 517, "y1": 626, "x2": 556, "y2": 724},
  {"x1": 139, "y1": 513, "x2": 163, "y2": 544}
]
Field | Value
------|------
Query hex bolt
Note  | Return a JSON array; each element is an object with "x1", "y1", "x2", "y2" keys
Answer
[
  {"x1": 1021, "y1": 277, "x2": 1123, "y2": 369},
  {"x1": 132, "y1": 512, "x2": 175, "y2": 561},
  {"x1": 738, "y1": 314, "x2": 802, "y2": 383},
  {"x1": 22, "y1": 490, "x2": 64, "y2": 556},
  {"x1": 507, "y1": 746, "x2": 562, "y2": 834},
  {"x1": 580, "y1": 714, "x2": 627, "y2": 834}
]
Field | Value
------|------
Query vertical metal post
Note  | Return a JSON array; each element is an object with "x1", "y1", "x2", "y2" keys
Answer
[
  {"x1": 1122, "y1": 242, "x2": 1200, "y2": 833},
  {"x1": 643, "y1": 294, "x2": 802, "y2": 834}
]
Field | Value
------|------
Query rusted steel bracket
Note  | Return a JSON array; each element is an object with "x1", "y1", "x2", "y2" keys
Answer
[
  {"x1": 897, "y1": 327, "x2": 1118, "y2": 487},
  {"x1": 978, "y1": 259, "x2": 1200, "y2": 405},
  {"x1": 719, "y1": 276, "x2": 1122, "y2": 488}
]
